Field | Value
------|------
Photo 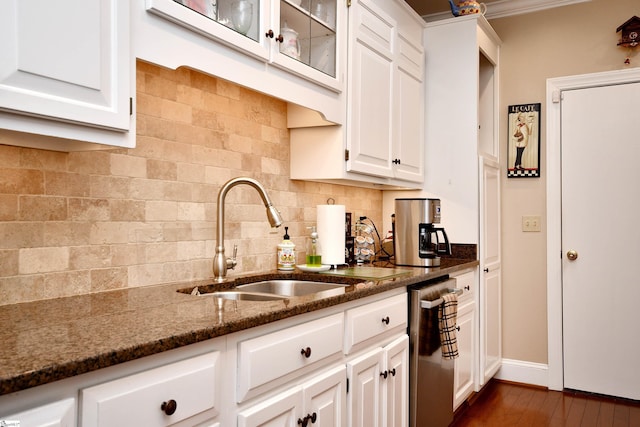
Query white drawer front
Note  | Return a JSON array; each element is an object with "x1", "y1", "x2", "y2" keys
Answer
[
  {"x1": 454, "y1": 271, "x2": 475, "y2": 304},
  {"x1": 237, "y1": 313, "x2": 344, "y2": 402},
  {"x1": 81, "y1": 352, "x2": 219, "y2": 426},
  {"x1": 1, "y1": 398, "x2": 75, "y2": 427},
  {"x1": 344, "y1": 293, "x2": 407, "y2": 354}
]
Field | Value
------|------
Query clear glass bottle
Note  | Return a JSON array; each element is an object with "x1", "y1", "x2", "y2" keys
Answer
[{"x1": 306, "y1": 226, "x2": 322, "y2": 266}]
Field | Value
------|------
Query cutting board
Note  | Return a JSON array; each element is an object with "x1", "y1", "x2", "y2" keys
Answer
[{"x1": 319, "y1": 266, "x2": 413, "y2": 280}]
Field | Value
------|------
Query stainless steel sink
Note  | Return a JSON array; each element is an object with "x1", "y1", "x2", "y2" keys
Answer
[
  {"x1": 235, "y1": 280, "x2": 348, "y2": 297},
  {"x1": 204, "y1": 291, "x2": 286, "y2": 301}
]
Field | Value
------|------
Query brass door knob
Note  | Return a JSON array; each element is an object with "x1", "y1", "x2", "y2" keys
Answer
[{"x1": 567, "y1": 250, "x2": 578, "y2": 261}]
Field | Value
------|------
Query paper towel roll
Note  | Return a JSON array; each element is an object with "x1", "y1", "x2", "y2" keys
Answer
[{"x1": 317, "y1": 204, "x2": 346, "y2": 265}]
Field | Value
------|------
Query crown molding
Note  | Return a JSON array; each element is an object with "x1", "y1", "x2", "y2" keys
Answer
[{"x1": 423, "y1": 0, "x2": 592, "y2": 22}]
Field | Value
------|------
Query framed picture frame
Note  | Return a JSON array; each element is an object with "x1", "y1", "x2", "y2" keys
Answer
[{"x1": 507, "y1": 103, "x2": 541, "y2": 178}]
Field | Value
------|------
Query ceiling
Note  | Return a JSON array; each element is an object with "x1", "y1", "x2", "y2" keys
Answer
[
  {"x1": 405, "y1": 0, "x2": 592, "y2": 20},
  {"x1": 405, "y1": 0, "x2": 502, "y2": 17}
]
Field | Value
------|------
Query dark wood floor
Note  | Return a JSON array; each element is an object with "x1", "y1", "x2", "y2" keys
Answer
[{"x1": 451, "y1": 380, "x2": 640, "y2": 427}]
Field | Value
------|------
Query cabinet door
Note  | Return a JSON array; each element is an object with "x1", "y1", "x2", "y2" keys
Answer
[
  {"x1": 346, "y1": 0, "x2": 394, "y2": 178},
  {"x1": 382, "y1": 335, "x2": 408, "y2": 427},
  {"x1": 0, "y1": 398, "x2": 75, "y2": 427},
  {"x1": 303, "y1": 365, "x2": 347, "y2": 427},
  {"x1": 453, "y1": 304, "x2": 475, "y2": 409},
  {"x1": 0, "y1": 0, "x2": 130, "y2": 131},
  {"x1": 238, "y1": 387, "x2": 302, "y2": 427},
  {"x1": 346, "y1": 347, "x2": 383, "y2": 427},
  {"x1": 392, "y1": 28, "x2": 424, "y2": 183},
  {"x1": 272, "y1": 0, "x2": 343, "y2": 91},
  {"x1": 146, "y1": 0, "x2": 270, "y2": 61},
  {"x1": 479, "y1": 157, "x2": 501, "y2": 385}
]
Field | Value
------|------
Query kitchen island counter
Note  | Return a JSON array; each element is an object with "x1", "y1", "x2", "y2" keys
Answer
[{"x1": 0, "y1": 259, "x2": 477, "y2": 396}]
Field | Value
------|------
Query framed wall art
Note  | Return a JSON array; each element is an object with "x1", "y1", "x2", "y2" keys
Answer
[{"x1": 507, "y1": 103, "x2": 541, "y2": 178}]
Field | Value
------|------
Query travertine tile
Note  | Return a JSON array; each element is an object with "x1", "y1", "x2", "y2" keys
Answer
[
  {"x1": 0, "y1": 168, "x2": 45, "y2": 194},
  {"x1": 0, "y1": 250, "x2": 19, "y2": 276},
  {"x1": 19, "y1": 247, "x2": 69, "y2": 274},
  {"x1": 147, "y1": 158, "x2": 178, "y2": 181},
  {"x1": 45, "y1": 171, "x2": 91, "y2": 197},
  {"x1": 0, "y1": 62, "x2": 385, "y2": 304},
  {"x1": 0, "y1": 194, "x2": 18, "y2": 220},
  {"x1": 44, "y1": 222, "x2": 92, "y2": 246},
  {"x1": 110, "y1": 153, "x2": 147, "y2": 178},
  {"x1": 68, "y1": 198, "x2": 110, "y2": 221}
]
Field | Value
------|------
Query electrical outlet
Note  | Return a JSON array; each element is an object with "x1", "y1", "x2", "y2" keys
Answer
[{"x1": 522, "y1": 215, "x2": 541, "y2": 232}]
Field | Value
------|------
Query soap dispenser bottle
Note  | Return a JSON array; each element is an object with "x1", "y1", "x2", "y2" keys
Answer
[
  {"x1": 306, "y1": 226, "x2": 322, "y2": 266},
  {"x1": 277, "y1": 226, "x2": 296, "y2": 271}
]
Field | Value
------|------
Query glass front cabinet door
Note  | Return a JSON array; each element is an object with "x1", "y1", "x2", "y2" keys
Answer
[{"x1": 146, "y1": 0, "x2": 342, "y2": 91}]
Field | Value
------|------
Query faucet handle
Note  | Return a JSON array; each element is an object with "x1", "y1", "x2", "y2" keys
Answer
[{"x1": 226, "y1": 244, "x2": 238, "y2": 270}]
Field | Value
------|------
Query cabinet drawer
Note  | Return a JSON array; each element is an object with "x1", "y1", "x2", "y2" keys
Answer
[
  {"x1": 344, "y1": 293, "x2": 407, "y2": 354},
  {"x1": 237, "y1": 313, "x2": 344, "y2": 402},
  {"x1": 454, "y1": 271, "x2": 475, "y2": 304},
  {"x1": 1, "y1": 398, "x2": 75, "y2": 427},
  {"x1": 81, "y1": 352, "x2": 219, "y2": 426}
]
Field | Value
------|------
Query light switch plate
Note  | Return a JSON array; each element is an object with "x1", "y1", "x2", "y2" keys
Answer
[{"x1": 522, "y1": 215, "x2": 541, "y2": 232}]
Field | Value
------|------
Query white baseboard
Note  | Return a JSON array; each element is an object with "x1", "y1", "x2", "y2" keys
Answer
[{"x1": 494, "y1": 358, "x2": 549, "y2": 388}]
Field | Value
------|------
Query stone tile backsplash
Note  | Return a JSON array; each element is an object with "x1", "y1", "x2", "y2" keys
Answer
[{"x1": 0, "y1": 61, "x2": 383, "y2": 305}]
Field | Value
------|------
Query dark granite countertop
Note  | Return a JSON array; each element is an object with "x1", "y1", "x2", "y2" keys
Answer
[{"x1": 0, "y1": 259, "x2": 477, "y2": 396}]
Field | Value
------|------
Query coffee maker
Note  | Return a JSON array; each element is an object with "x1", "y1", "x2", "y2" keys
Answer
[{"x1": 393, "y1": 198, "x2": 451, "y2": 267}]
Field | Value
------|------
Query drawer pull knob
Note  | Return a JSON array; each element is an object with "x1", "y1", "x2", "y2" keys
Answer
[
  {"x1": 381, "y1": 316, "x2": 390, "y2": 325},
  {"x1": 266, "y1": 29, "x2": 274, "y2": 38},
  {"x1": 161, "y1": 399, "x2": 177, "y2": 415},
  {"x1": 300, "y1": 347, "x2": 312, "y2": 358},
  {"x1": 389, "y1": 368, "x2": 396, "y2": 377},
  {"x1": 298, "y1": 413, "x2": 317, "y2": 426},
  {"x1": 465, "y1": 285, "x2": 470, "y2": 291},
  {"x1": 380, "y1": 370, "x2": 388, "y2": 379}
]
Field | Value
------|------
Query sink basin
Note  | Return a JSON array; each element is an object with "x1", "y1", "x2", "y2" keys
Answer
[
  {"x1": 235, "y1": 280, "x2": 348, "y2": 297},
  {"x1": 205, "y1": 291, "x2": 286, "y2": 301},
  {"x1": 181, "y1": 278, "x2": 355, "y2": 300}
]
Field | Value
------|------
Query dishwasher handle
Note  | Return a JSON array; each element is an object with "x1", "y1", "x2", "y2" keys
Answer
[{"x1": 420, "y1": 288, "x2": 463, "y2": 309}]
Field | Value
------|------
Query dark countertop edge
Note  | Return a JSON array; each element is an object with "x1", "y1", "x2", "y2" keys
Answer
[{"x1": 0, "y1": 260, "x2": 478, "y2": 396}]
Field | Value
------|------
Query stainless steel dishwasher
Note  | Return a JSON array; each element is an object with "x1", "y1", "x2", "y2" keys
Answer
[{"x1": 408, "y1": 276, "x2": 460, "y2": 427}]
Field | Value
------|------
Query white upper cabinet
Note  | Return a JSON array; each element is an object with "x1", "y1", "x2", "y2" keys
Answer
[
  {"x1": 143, "y1": 0, "x2": 345, "y2": 120},
  {"x1": 0, "y1": 0, "x2": 133, "y2": 151},
  {"x1": 289, "y1": 0, "x2": 425, "y2": 189},
  {"x1": 346, "y1": 0, "x2": 425, "y2": 183}
]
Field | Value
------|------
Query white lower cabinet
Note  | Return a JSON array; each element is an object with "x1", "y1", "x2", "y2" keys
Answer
[
  {"x1": 452, "y1": 270, "x2": 477, "y2": 410},
  {"x1": 238, "y1": 365, "x2": 347, "y2": 427},
  {"x1": 237, "y1": 313, "x2": 345, "y2": 402},
  {"x1": 80, "y1": 352, "x2": 220, "y2": 426},
  {"x1": 346, "y1": 334, "x2": 409, "y2": 427},
  {"x1": 0, "y1": 290, "x2": 409, "y2": 427},
  {"x1": 453, "y1": 303, "x2": 475, "y2": 410},
  {"x1": 0, "y1": 398, "x2": 75, "y2": 427}
]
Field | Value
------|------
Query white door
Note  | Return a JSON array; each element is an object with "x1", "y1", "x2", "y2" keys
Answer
[
  {"x1": 479, "y1": 157, "x2": 501, "y2": 386},
  {"x1": 561, "y1": 81, "x2": 640, "y2": 400}
]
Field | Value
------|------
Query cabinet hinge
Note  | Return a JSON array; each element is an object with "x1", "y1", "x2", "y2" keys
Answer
[
  {"x1": 347, "y1": 0, "x2": 351, "y2": 7},
  {"x1": 346, "y1": 378, "x2": 349, "y2": 393},
  {"x1": 345, "y1": 149, "x2": 350, "y2": 161},
  {"x1": 129, "y1": 97, "x2": 133, "y2": 116}
]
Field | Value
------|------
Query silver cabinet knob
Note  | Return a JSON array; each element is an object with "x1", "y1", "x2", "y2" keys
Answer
[{"x1": 567, "y1": 250, "x2": 578, "y2": 261}]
